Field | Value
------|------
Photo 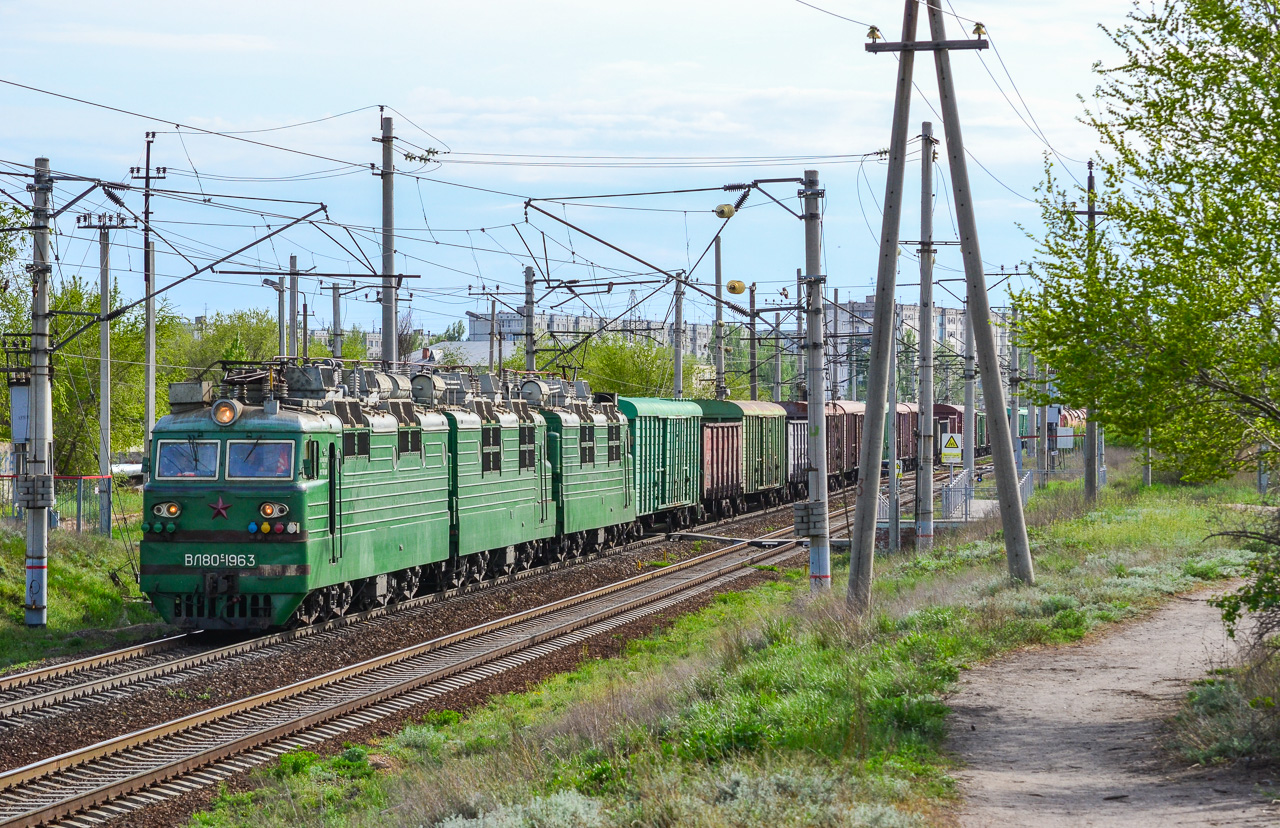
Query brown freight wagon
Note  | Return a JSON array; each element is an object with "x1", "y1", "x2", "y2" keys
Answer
[
  {"x1": 782, "y1": 400, "x2": 866, "y2": 487},
  {"x1": 700, "y1": 420, "x2": 744, "y2": 518}
]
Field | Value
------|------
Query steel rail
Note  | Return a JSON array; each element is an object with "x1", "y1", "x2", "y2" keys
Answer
[
  {"x1": 0, "y1": 526, "x2": 801, "y2": 827},
  {"x1": 0, "y1": 634, "x2": 194, "y2": 693},
  {"x1": 0, "y1": 498, "x2": 802, "y2": 722}
]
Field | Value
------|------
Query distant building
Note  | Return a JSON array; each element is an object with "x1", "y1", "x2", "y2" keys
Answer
[{"x1": 824, "y1": 297, "x2": 1011, "y2": 406}]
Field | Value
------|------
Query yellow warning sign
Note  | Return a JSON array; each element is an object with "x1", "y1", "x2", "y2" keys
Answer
[{"x1": 941, "y1": 433, "x2": 962, "y2": 464}]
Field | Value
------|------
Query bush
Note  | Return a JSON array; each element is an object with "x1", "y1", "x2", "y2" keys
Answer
[
  {"x1": 436, "y1": 790, "x2": 604, "y2": 828},
  {"x1": 272, "y1": 750, "x2": 319, "y2": 778},
  {"x1": 1169, "y1": 658, "x2": 1280, "y2": 765}
]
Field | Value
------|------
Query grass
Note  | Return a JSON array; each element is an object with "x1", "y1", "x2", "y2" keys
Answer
[
  {"x1": 1167, "y1": 653, "x2": 1280, "y2": 766},
  {"x1": 189, "y1": 455, "x2": 1258, "y2": 828},
  {"x1": 0, "y1": 517, "x2": 163, "y2": 672}
]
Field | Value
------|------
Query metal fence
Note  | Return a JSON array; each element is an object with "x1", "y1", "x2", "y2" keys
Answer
[
  {"x1": 944, "y1": 470, "x2": 1034, "y2": 522},
  {"x1": 0, "y1": 475, "x2": 113, "y2": 532},
  {"x1": 1032, "y1": 465, "x2": 1105, "y2": 488},
  {"x1": 940, "y1": 469, "x2": 971, "y2": 519}
]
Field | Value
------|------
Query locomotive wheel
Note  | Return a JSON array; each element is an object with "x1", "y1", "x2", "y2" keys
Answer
[
  {"x1": 294, "y1": 591, "x2": 323, "y2": 626},
  {"x1": 444, "y1": 557, "x2": 466, "y2": 590},
  {"x1": 515, "y1": 542, "x2": 536, "y2": 571},
  {"x1": 471, "y1": 550, "x2": 491, "y2": 584},
  {"x1": 395, "y1": 567, "x2": 421, "y2": 602},
  {"x1": 323, "y1": 582, "x2": 353, "y2": 619}
]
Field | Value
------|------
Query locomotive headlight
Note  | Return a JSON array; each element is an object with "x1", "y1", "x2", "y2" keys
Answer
[
  {"x1": 259, "y1": 502, "x2": 288, "y2": 518},
  {"x1": 152, "y1": 501, "x2": 182, "y2": 518},
  {"x1": 212, "y1": 399, "x2": 243, "y2": 426}
]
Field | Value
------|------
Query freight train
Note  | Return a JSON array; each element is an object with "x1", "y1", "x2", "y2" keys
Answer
[{"x1": 139, "y1": 359, "x2": 995, "y2": 631}]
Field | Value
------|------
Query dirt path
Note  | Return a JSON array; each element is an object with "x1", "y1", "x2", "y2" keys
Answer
[{"x1": 947, "y1": 588, "x2": 1278, "y2": 827}]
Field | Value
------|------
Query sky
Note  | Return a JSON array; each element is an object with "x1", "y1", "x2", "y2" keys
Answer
[{"x1": 0, "y1": 0, "x2": 1128, "y2": 342}]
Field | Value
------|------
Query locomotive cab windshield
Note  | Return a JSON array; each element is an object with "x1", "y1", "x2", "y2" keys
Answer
[
  {"x1": 156, "y1": 440, "x2": 220, "y2": 479},
  {"x1": 227, "y1": 440, "x2": 294, "y2": 480}
]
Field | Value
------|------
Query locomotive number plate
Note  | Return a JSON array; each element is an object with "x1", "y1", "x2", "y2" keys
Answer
[{"x1": 184, "y1": 553, "x2": 257, "y2": 568}]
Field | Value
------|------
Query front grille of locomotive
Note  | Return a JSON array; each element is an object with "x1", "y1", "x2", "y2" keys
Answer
[{"x1": 173, "y1": 593, "x2": 273, "y2": 620}]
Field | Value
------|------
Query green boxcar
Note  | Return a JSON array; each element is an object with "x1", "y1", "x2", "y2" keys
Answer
[
  {"x1": 690, "y1": 399, "x2": 787, "y2": 496},
  {"x1": 530, "y1": 385, "x2": 636, "y2": 549},
  {"x1": 975, "y1": 411, "x2": 989, "y2": 455},
  {"x1": 617, "y1": 397, "x2": 702, "y2": 520},
  {"x1": 1006, "y1": 406, "x2": 1030, "y2": 450}
]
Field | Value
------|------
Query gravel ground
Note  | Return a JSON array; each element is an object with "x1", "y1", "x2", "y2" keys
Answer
[
  {"x1": 948, "y1": 585, "x2": 1278, "y2": 827},
  {"x1": 0, "y1": 508, "x2": 795, "y2": 773},
  {"x1": 96, "y1": 555, "x2": 801, "y2": 828}
]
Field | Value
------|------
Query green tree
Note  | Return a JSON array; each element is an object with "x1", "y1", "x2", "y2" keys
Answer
[
  {"x1": 497, "y1": 332, "x2": 700, "y2": 398},
  {"x1": 1016, "y1": 0, "x2": 1280, "y2": 483},
  {"x1": 307, "y1": 325, "x2": 369, "y2": 362},
  {"x1": 162, "y1": 309, "x2": 280, "y2": 379},
  {"x1": 1013, "y1": 0, "x2": 1280, "y2": 636},
  {"x1": 0, "y1": 268, "x2": 182, "y2": 474},
  {"x1": 428, "y1": 320, "x2": 466, "y2": 345}
]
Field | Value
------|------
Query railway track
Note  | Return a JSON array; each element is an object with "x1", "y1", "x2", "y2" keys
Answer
[
  {"x1": 0, "y1": 465, "x2": 984, "y2": 726},
  {"x1": 0, "y1": 463, "x2": 991, "y2": 728},
  {"x1": 0, "y1": 523, "x2": 807, "y2": 828},
  {"x1": 0, "y1": 495, "x2": 802, "y2": 727}
]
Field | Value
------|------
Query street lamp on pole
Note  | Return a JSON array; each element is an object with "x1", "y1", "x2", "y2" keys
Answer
[{"x1": 263, "y1": 279, "x2": 287, "y2": 358}]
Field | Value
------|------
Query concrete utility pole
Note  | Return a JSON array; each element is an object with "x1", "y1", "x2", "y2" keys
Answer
[
  {"x1": 847, "y1": 0, "x2": 919, "y2": 613},
  {"x1": 772, "y1": 311, "x2": 782, "y2": 403},
  {"x1": 1027, "y1": 351, "x2": 1039, "y2": 486},
  {"x1": 24, "y1": 158, "x2": 53, "y2": 627},
  {"x1": 144, "y1": 243, "x2": 156, "y2": 477},
  {"x1": 888, "y1": 307, "x2": 901, "y2": 554},
  {"x1": 378, "y1": 114, "x2": 397, "y2": 369},
  {"x1": 846, "y1": 303, "x2": 856, "y2": 401},
  {"x1": 523, "y1": 265, "x2": 536, "y2": 372},
  {"x1": 1152, "y1": 429, "x2": 1162, "y2": 488},
  {"x1": 1009, "y1": 304, "x2": 1022, "y2": 475},
  {"x1": 925, "y1": 0, "x2": 1032, "y2": 582},
  {"x1": 288, "y1": 255, "x2": 299, "y2": 358},
  {"x1": 1081, "y1": 161, "x2": 1100, "y2": 503},
  {"x1": 302, "y1": 302, "x2": 309, "y2": 359},
  {"x1": 796, "y1": 268, "x2": 805, "y2": 399},
  {"x1": 830, "y1": 288, "x2": 841, "y2": 399},
  {"x1": 749, "y1": 283, "x2": 758, "y2": 401},
  {"x1": 78, "y1": 213, "x2": 133, "y2": 536},
  {"x1": 1039, "y1": 366, "x2": 1050, "y2": 487},
  {"x1": 330, "y1": 284, "x2": 343, "y2": 358},
  {"x1": 963, "y1": 303, "x2": 975, "y2": 476},
  {"x1": 673, "y1": 278, "x2": 684, "y2": 398},
  {"x1": 800, "y1": 170, "x2": 830, "y2": 593},
  {"x1": 714, "y1": 237, "x2": 727, "y2": 400},
  {"x1": 128, "y1": 135, "x2": 164, "y2": 485},
  {"x1": 1099, "y1": 425, "x2": 1107, "y2": 486},
  {"x1": 489, "y1": 298, "x2": 497, "y2": 371},
  {"x1": 916, "y1": 121, "x2": 936, "y2": 551}
]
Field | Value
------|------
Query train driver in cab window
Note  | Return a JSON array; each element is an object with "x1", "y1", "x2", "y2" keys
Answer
[{"x1": 230, "y1": 442, "x2": 294, "y2": 479}]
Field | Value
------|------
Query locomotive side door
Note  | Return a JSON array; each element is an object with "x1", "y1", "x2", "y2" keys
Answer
[{"x1": 328, "y1": 442, "x2": 343, "y2": 563}]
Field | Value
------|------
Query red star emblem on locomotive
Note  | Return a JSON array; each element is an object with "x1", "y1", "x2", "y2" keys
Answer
[{"x1": 209, "y1": 496, "x2": 230, "y2": 519}]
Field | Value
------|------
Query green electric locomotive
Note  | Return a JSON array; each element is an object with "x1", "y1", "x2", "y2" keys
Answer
[
  {"x1": 140, "y1": 360, "x2": 560, "y2": 629},
  {"x1": 140, "y1": 360, "x2": 651, "y2": 631}
]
